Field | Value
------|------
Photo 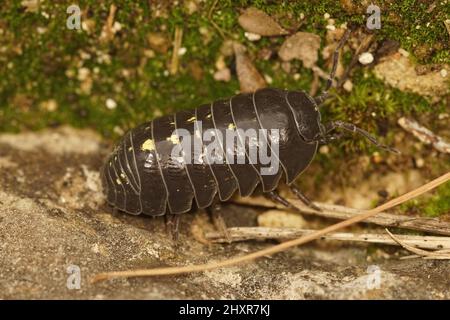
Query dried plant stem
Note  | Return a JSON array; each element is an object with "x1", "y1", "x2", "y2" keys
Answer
[
  {"x1": 102, "y1": 4, "x2": 117, "y2": 42},
  {"x1": 92, "y1": 172, "x2": 449, "y2": 283},
  {"x1": 233, "y1": 196, "x2": 450, "y2": 236},
  {"x1": 206, "y1": 227, "x2": 450, "y2": 250},
  {"x1": 169, "y1": 27, "x2": 183, "y2": 75}
]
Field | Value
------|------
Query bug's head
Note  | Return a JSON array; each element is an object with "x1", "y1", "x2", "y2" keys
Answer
[{"x1": 291, "y1": 97, "x2": 325, "y2": 144}]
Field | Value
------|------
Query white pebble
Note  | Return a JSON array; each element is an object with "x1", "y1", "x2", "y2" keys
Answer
[
  {"x1": 440, "y1": 69, "x2": 448, "y2": 78},
  {"x1": 343, "y1": 79, "x2": 353, "y2": 92},
  {"x1": 358, "y1": 52, "x2": 374, "y2": 65},
  {"x1": 244, "y1": 32, "x2": 261, "y2": 41},
  {"x1": 112, "y1": 21, "x2": 122, "y2": 33},
  {"x1": 319, "y1": 145, "x2": 329, "y2": 154},
  {"x1": 77, "y1": 67, "x2": 90, "y2": 81},
  {"x1": 178, "y1": 47, "x2": 187, "y2": 56},
  {"x1": 324, "y1": 13, "x2": 330, "y2": 19},
  {"x1": 264, "y1": 74, "x2": 273, "y2": 84},
  {"x1": 106, "y1": 98, "x2": 117, "y2": 110}
]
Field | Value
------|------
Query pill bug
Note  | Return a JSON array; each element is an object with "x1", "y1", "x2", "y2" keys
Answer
[{"x1": 101, "y1": 30, "x2": 397, "y2": 220}]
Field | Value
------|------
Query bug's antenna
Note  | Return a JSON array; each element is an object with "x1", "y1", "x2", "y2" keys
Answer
[
  {"x1": 326, "y1": 120, "x2": 400, "y2": 154},
  {"x1": 314, "y1": 28, "x2": 351, "y2": 105}
]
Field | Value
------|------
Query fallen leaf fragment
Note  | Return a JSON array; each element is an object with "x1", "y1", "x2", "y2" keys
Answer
[
  {"x1": 238, "y1": 7, "x2": 288, "y2": 36},
  {"x1": 234, "y1": 42, "x2": 267, "y2": 93}
]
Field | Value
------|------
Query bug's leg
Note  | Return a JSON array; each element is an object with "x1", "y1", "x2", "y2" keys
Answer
[
  {"x1": 165, "y1": 214, "x2": 181, "y2": 242},
  {"x1": 314, "y1": 28, "x2": 351, "y2": 105},
  {"x1": 289, "y1": 185, "x2": 322, "y2": 212},
  {"x1": 265, "y1": 190, "x2": 298, "y2": 211},
  {"x1": 206, "y1": 200, "x2": 231, "y2": 243},
  {"x1": 317, "y1": 133, "x2": 345, "y2": 144},
  {"x1": 326, "y1": 120, "x2": 400, "y2": 154}
]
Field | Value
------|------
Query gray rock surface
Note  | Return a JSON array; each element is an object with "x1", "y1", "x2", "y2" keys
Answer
[{"x1": 0, "y1": 127, "x2": 449, "y2": 299}]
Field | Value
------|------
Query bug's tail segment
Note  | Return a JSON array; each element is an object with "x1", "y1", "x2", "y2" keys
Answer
[
  {"x1": 314, "y1": 28, "x2": 351, "y2": 106},
  {"x1": 326, "y1": 120, "x2": 401, "y2": 154}
]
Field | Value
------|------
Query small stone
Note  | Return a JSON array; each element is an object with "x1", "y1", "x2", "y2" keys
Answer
[
  {"x1": 440, "y1": 69, "x2": 448, "y2": 78},
  {"x1": 258, "y1": 210, "x2": 306, "y2": 228},
  {"x1": 281, "y1": 61, "x2": 291, "y2": 73},
  {"x1": 40, "y1": 99, "x2": 58, "y2": 112},
  {"x1": 185, "y1": 0, "x2": 198, "y2": 15},
  {"x1": 178, "y1": 47, "x2": 187, "y2": 56},
  {"x1": 324, "y1": 13, "x2": 331, "y2": 19},
  {"x1": 213, "y1": 68, "x2": 231, "y2": 82},
  {"x1": 106, "y1": 98, "x2": 117, "y2": 110},
  {"x1": 113, "y1": 126, "x2": 124, "y2": 136},
  {"x1": 343, "y1": 79, "x2": 353, "y2": 92},
  {"x1": 143, "y1": 49, "x2": 155, "y2": 58},
  {"x1": 244, "y1": 32, "x2": 261, "y2": 41},
  {"x1": 112, "y1": 21, "x2": 122, "y2": 33},
  {"x1": 319, "y1": 145, "x2": 329, "y2": 154},
  {"x1": 77, "y1": 68, "x2": 90, "y2": 81},
  {"x1": 215, "y1": 55, "x2": 226, "y2": 71},
  {"x1": 444, "y1": 19, "x2": 450, "y2": 36},
  {"x1": 358, "y1": 52, "x2": 374, "y2": 65},
  {"x1": 264, "y1": 74, "x2": 273, "y2": 84}
]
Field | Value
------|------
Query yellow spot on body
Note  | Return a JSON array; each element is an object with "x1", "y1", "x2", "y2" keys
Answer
[
  {"x1": 141, "y1": 139, "x2": 155, "y2": 151},
  {"x1": 187, "y1": 116, "x2": 196, "y2": 123},
  {"x1": 166, "y1": 134, "x2": 180, "y2": 144},
  {"x1": 116, "y1": 178, "x2": 122, "y2": 185},
  {"x1": 228, "y1": 123, "x2": 236, "y2": 130}
]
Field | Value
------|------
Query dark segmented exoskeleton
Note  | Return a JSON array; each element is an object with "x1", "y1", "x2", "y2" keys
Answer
[{"x1": 101, "y1": 30, "x2": 398, "y2": 232}]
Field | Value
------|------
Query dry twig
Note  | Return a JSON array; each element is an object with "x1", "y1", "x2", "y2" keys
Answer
[
  {"x1": 233, "y1": 196, "x2": 450, "y2": 236},
  {"x1": 206, "y1": 227, "x2": 450, "y2": 250},
  {"x1": 169, "y1": 27, "x2": 183, "y2": 75}
]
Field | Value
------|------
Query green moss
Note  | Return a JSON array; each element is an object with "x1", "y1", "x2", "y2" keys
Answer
[{"x1": 0, "y1": 1, "x2": 448, "y2": 213}]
